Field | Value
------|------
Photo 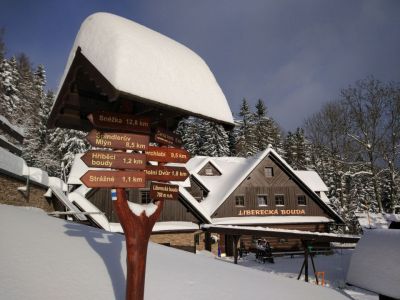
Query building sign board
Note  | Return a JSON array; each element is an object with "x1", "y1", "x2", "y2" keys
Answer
[
  {"x1": 145, "y1": 146, "x2": 190, "y2": 163},
  {"x1": 86, "y1": 129, "x2": 149, "y2": 150},
  {"x1": 144, "y1": 166, "x2": 189, "y2": 182},
  {"x1": 238, "y1": 209, "x2": 306, "y2": 216},
  {"x1": 80, "y1": 170, "x2": 146, "y2": 188},
  {"x1": 150, "y1": 182, "x2": 179, "y2": 201},
  {"x1": 81, "y1": 151, "x2": 146, "y2": 169},
  {"x1": 153, "y1": 127, "x2": 182, "y2": 147},
  {"x1": 87, "y1": 111, "x2": 151, "y2": 133}
]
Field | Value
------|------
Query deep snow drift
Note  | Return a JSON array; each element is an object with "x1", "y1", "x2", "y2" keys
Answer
[{"x1": 0, "y1": 205, "x2": 349, "y2": 299}]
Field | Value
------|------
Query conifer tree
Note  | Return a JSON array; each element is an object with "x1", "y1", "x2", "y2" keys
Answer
[
  {"x1": 0, "y1": 57, "x2": 20, "y2": 119},
  {"x1": 235, "y1": 98, "x2": 257, "y2": 157}
]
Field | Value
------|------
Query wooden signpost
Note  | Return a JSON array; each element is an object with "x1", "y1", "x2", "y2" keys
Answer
[
  {"x1": 86, "y1": 129, "x2": 149, "y2": 150},
  {"x1": 81, "y1": 150, "x2": 146, "y2": 169},
  {"x1": 150, "y1": 182, "x2": 179, "y2": 201},
  {"x1": 88, "y1": 111, "x2": 151, "y2": 133},
  {"x1": 80, "y1": 111, "x2": 191, "y2": 300},
  {"x1": 145, "y1": 146, "x2": 190, "y2": 163},
  {"x1": 80, "y1": 170, "x2": 146, "y2": 188},
  {"x1": 144, "y1": 165, "x2": 189, "y2": 181},
  {"x1": 153, "y1": 127, "x2": 182, "y2": 147}
]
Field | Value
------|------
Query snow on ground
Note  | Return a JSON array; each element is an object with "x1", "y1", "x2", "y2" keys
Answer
[
  {"x1": 215, "y1": 250, "x2": 378, "y2": 300},
  {"x1": 0, "y1": 204, "x2": 349, "y2": 300}
]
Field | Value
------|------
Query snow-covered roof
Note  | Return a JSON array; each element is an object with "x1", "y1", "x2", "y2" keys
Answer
[
  {"x1": 0, "y1": 204, "x2": 350, "y2": 300},
  {"x1": 212, "y1": 216, "x2": 334, "y2": 225},
  {"x1": 184, "y1": 148, "x2": 342, "y2": 223},
  {"x1": 56, "y1": 12, "x2": 233, "y2": 126},
  {"x1": 347, "y1": 229, "x2": 400, "y2": 298},
  {"x1": 109, "y1": 221, "x2": 200, "y2": 233},
  {"x1": 0, "y1": 114, "x2": 25, "y2": 137},
  {"x1": 0, "y1": 147, "x2": 29, "y2": 177},
  {"x1": 294, "y1": 170, "x2": 328, "y2": 192},
  {"x1": 355, "y1": 212, "x2": 400, "y2": 230}
]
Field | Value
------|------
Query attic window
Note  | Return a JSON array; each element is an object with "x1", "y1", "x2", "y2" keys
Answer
[
  {"x1": 297, "y1": 195, "x2": 306, "y2": 206},
  {"x1": 205, "y1": 167, "x2": 213, "y2": 176},
  {"x1": 235, "y1": 195, "x2": 245, "y2": 207},
  {"x1": 257, "y1": 195, "x2": 268, "y2": 207},
  {"x1": 275, "y1": 194, "x2": 285, "y2": 206},
  {"x1": 265, "y1": 167, "x2": 274, "y2": 177}
]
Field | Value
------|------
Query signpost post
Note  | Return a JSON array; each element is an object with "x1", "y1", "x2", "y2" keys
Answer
[{"x1": 80, "y1": 112, "x2": 190, "y2": 300}]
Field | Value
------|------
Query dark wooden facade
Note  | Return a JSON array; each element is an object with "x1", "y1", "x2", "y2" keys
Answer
[
  {"x1": 198, "y1": 162, "x2": 221, "y2": 176},
  {"x1": 87, "y1": 187, "x2": 200, "y2": 224},
  {"x1": 212, "y1": 157, "x2": 330, "y2": 219}
]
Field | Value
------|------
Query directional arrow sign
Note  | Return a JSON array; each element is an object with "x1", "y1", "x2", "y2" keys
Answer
[
  {"x1": 144, "y1": 166, "x2": 189, "y2": 182},
  {"x1": 150, "y1": 182, "x2": 179, "y2": 201},
  {"x1": 80, "y1": 170, "x2": 146, "y2": 188},
  {"x1": 88, "y1": 111, "x2": 151, "y2": 133},
  {"x1": 145, "y1": 146, "x2": 190, "y2": 163},
  {"x1": 154, "y1": 127, "x2": 182, "y2": 147},
  {"x1": 81, "y1": 151, "x2": 146, "y2": 170},
  {"x1": 86, "y1": 129, "x2": 149, "y2": 150}
]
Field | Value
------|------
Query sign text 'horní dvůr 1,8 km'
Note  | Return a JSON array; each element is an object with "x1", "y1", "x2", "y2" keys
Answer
[
  {"x1": 81, "y1": 151, "x2": 147, "y2": 169},
  {"x1": 86, "y1": 129, "x2": 149, "y2": 150},
  {"x1": 144, "y1": 166, "x2": 189, "y2": 182},
  {"x1": 88, "y1": 111, "x2": 151, "y2": 133},
  {"x1": 145, "y1": 146, "x2": 190, "y2": 163},
  {"x1": 80, "y1": 170, "x2": 146, "y2": 188},
  {"x1": 150, "y1": 182, "x2": 179, "y2": 201}
]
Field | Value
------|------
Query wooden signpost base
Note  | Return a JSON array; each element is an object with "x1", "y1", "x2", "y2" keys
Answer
[{"x1": 113, "y1": 188, "x2": 164, "y2": 300}]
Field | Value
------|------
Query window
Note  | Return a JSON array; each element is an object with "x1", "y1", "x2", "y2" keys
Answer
[
  {"x1": 140, "y1": 189, "x2": 151, "y2": 204},
  {"x1": 235, "y1": 195, "x2": 245, "y2": 207},
  {"x1": 275, "y1": 194, "x2": 285, "y2": 206},
  {"x1": 264, "y1": 167, "x2": 274, "y2": 177},
  {"x1": 257, "y1": 195, "x2": 268, "y2": 207},
  {"x1": 297, "y1": 195, "x2": 306, "y2": 206},
  {"x1": 205, "y1": 167, "x2": 213, "y2": 175}
]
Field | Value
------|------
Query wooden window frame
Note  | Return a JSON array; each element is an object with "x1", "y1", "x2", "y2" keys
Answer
[
  {"x1": 297, "y1": 195, "x2": 307, "y2": 206},
  {"x1": 264, "y1": 167, "x2": 274, "y2": 177},
  {"x1": 140, "y1": 189, "x2": 151, "y2": 204},
  {"x1": 235, "y1": 195, "x2": 245, "y2": 207},
  {"x1": 257, "y1": 194, "x2": 268, "y2": 207},
  {"x1": 275, "y1": 194, "x2": 285, "y2": 206},
  {"x1": 205, "y1": 167, "x2": 213, "y2": 176}
]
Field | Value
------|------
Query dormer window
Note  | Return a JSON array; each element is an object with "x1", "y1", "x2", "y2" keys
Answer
[
  {"x1": 265, "y1": 167, "x2": 274, "y2": 177},
  {"x1": 205, "y1": 167, "x2": 213, "y2": 176}
]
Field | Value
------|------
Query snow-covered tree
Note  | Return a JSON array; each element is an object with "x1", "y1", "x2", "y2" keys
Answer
[
  {"x1": 235, "y1": 99, "x2": 257, "y2": 157},
  {"x1": 0, "y1": 57, "x2": 20, "y2": 119}
]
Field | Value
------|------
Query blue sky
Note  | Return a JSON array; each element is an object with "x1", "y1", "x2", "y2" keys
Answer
[{"x1": 1, "y1": 0, "x2": 399, "y2": 131}]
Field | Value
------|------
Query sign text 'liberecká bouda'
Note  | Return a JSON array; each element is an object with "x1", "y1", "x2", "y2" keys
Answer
[{"x1": 238, "y1": 209, "x2": 306, "y2": 216}]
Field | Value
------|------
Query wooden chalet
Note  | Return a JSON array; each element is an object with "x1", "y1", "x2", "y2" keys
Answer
[{"x1": 66, "y1": 147, "x2": 345, "y2": 255}]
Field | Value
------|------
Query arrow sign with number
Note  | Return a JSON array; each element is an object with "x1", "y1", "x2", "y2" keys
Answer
[
  {"x1": 153, "y1": 128, "x2": 183, "y2": 147},
  {"x1": 145, "y1": 146, "x2": 190, "y2": 163},
  {"x1": 88, "y1": 111, "x2": 151, "y2": 133},
  {"x1": 81, "y1": 150, "x2": 146, "y2": 170},
  {"x1": 80, "y1": 170, "x2": 146, "y2": 188},
  {"x1": 86, "y1": 129, "x2": 149, "y2": 151},
  {"x1": 150, "y1": 182, "x2": 179, "y2": 201},
  {"x1": 144, "y1": 166, "x2": 189, "y2": 182}
]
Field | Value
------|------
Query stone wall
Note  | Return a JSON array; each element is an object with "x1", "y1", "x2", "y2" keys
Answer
[
  {"x1": 0, "y1": 174, "x2": 57, "y2": 212},
  {"x1": 150, "y1": 231, "x2": 219, "y2": 255}
]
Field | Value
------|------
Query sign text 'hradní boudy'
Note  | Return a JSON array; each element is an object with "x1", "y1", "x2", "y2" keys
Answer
[
  {"x1": 150, "y1": 182, "x2": 179, "y2": 201},
  {"x1": 88, "y1": 111, "x2": 151, "y2": 133},
  {"x1": 80, "y1": 170, "x2": 146, "y2": 188},
  {"x1": 81, "y1": 150, "x2": 147, "y2": 169},
  {"x1": 86, "y1": 129, "x2": 149, "y2": 150}
]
